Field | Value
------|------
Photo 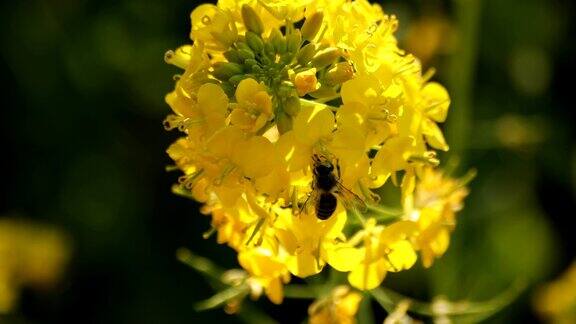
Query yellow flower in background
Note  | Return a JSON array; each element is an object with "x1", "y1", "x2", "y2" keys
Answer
[
  {"x1": 163, "y1": 0, "x2": 467, "y2": 310},
  {"x1": 238, "y1": 242, "x2": 291, "y2": 304},
  {"x1": 402, "y1": 167, "x2": 469, "y2": 268},
  {"x1": 308, "y1": 286, "x2": 362, "y2": 324},
  {"x1": 534, "y1": 262, "x2": 576, "y2": 324},
  {"x1": 0, "y1": 218, "x2": 71, "y2": 313}
]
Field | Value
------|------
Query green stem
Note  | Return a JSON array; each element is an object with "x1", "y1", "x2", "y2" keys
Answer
[
  {"x1": 370, "y1": 280, "x2": 525, "y2": 321},
  {"x1": 357, "y1": 293, "x2": 375, "y2": 324},
  {"x1": 194, "y1": 284, "x2": 249, "y2": 311},
  {"x1": 176, "y1": 248, "x2": 224, "y2": 283},
  {"x1": 283, "y1": 284, "x2": 320, "y2": 299},
  {"x1": 446, "y1": 0, "x2": 482, "y2": 169},
  {"x1": 366, "y1": 204, "x2": 404, "y2": 218}
]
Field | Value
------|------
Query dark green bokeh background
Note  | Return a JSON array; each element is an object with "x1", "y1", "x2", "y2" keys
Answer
[{"x1": 0, "y1": 0, "x2": 574, "y2": 323}]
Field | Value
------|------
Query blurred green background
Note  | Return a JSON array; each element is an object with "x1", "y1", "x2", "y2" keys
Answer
[{"x1": 0, "y1": 0, "x2": 574, "y2": 323}]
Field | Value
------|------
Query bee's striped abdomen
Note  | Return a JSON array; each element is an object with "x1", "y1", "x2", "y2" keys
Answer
[{"x1": 316, "y1": 192, "x2": 337, "y2": 220}]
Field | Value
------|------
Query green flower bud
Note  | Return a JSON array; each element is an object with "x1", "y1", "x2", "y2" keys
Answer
[
  {"x1": 212, "y1": 62, "x2": 244, "y2": 80},
  {"x1": 241, "y1": 5, "x2": 264, "y2": 35},
  {"x1": 284, "y1": 96, "x2": 301, "y2": 116},
  {"x1": 229, "y1": 74, "x2": 248, "y2": 86},
  {"x1": 286, "y1": 30, "x2": 302, "y2": 54},
  {"x1": 311, "y1": 47, "x2": 341, "y2": 68},
  {"x1": 223, "y1": 50, "x2": 242, "y2": 63},
  {"x1": 244, "y1": 58, "x2": 259, "y2": 67},
  {"x1": 251, "y1": 64, "x2": 263, "y2": 73},
  {"x1": 297, "y1": 43, "x2": 316, "y2": 66},
  {"x1": 220, "y1": 82, "x2": 235, "y2": 98},
  {"x1": 236, "y1": 42, "x2": 252, "y2": 53},
  {"x1": 301, "y1": 11, "x2": 324, "y2": 41},
  {"x1": 246, "y1": 31, "x2": 264, "y2": 53},
  {"x1": 237, "y1": 48, "x2": 255, "y2": 61},
  {"x1": 276, "y1": 112, "x2": 293, "y2": 133},
  {"x1": 269, "y1": 28, "x2": 286, "y2": 54},
  {"x1": 264, "y1": 42, "x2": 276, "y2": 58}
]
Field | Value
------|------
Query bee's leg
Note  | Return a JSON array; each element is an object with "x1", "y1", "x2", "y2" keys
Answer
[
  {"x1": 298, "y1": 192, "x2": 312, "y2": 216},
  {"x1": 336, "y1": 159, "x2": 342, "y2": 179}
]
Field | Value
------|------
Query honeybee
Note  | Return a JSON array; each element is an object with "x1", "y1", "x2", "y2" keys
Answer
[{"x1": 299, "y1": 154, "x2": 366, "y2": 220}]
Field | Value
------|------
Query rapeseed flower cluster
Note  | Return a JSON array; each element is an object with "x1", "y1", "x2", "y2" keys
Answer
[{"x1": 164, "y1": 0, "x2": 468, "y2": 306}]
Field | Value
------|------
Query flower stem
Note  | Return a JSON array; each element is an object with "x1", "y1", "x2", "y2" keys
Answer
[{"x1": 446, "y1": 0, "x2": 482, "y2": 169}]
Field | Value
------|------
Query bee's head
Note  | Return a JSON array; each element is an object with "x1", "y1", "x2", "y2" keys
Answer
[{"x1": 312, "y1": 154, "x2": 334, "y2": 176}]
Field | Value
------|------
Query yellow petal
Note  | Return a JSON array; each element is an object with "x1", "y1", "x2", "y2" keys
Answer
[
  {"x1": 326, "y1": 245, "x2": 364, "y2": 272},
  {"x1": 348, "y1": 258, "x2": 387, "y2": 290},
  {"x1": 229, "y1": 108, "x2": 253, "y2": 129},
  {"x1": 287, "y1": 252, "x2": 322, "y2": 277},
  {"x1": 371, "y1": 136, "x2": 415, "y2": 177},
  {"x1": 421, "y1": 82, "x2": 450, "y2": 122},
  {"x1": 232, "y1": 136, "x2": 276, "y2": 179},
  {"x1": 341, "y1": 75, "x2": 380, "y2": 105},
  {"x1": 197, "y1": 83, "x2": 229, "y2": 117},
  {"x1": 422, "y1": 119, "x2": 449, "y2": 151},
  {"x1": 207, "y1": 126, "x2": 244, "y2": 158},
  {"x1": 386, "y1": 240, "x2": 417, "y2": 272},
  {"x1": 276, "y1": 131, "x2": 311, "y2": 172},
  {"x1": 265, "y1": 277, "x2": 284, "y2": 304},
  {"x1": 236, "y1": 78, "x2": 263, "y2": 104},
  {"x1": 329, "y1": 126, "x2": 366, "y2": 167},
  {"x1": 255, "y1": 166, "x2": 291, "y2": 199},
  {"x1": 338, "y1": 292, "x2": 363, "y2": 316},
  {"x1": 293, "y1": 104, "x2": 334, "y2": 144},
  {"x1": 165, "y1": 87, "x2": 195, "y2": 117}
]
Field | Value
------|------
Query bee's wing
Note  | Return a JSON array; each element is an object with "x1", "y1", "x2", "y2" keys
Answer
[
  {"x1": 298, "y1": 189, "x2": 318, "y2": 216},
  {"x1": 334, "y1": 182, "x2": 367, "y2": 213}
]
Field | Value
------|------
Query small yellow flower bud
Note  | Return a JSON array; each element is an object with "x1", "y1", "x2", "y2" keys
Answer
[
  {"x1": 269, "y1": 28, "x2": 286, "y2": 54},
  {"x1": 212, "y1": 62, "x2": 244, "y2": 80},
  {"x1": 294, "y1": 68, "x2": 319, "y2": 96},
  {"x1": 241, "y1": 4, "x2": 264, "y2": 35},
  {"x1": 246, "y1": 31, "x2": 264, "y2": 53},
  {"x1": 297, "y1": 43, "x2": 316, "y2": 66},
  {"x1": 286, "y1": 30, "x2": 302, "y2": 54},
  {"x1": 311, "y1": 47, "x2": 341, "y2": 68},
  {"x1": 325, "y1": 62, "x2": 355, "y2": 85},
  {"x1": 284, "y1": 96, "x2": 301, "y2": 116},
  {"x1": 301, "y1": 11, "x2": 324, "y2": 41}
]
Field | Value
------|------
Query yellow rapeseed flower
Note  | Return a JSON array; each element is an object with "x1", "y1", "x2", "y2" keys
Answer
[
  {"x1": 164, "y1": 0, "x2": 468, "y2": 308},
  {"x1": 402, "y1": 167, "x2": 469, "y2": 268},
  {"x1": 308, "y1": 286, "x2": 363, "y2": 324}
]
